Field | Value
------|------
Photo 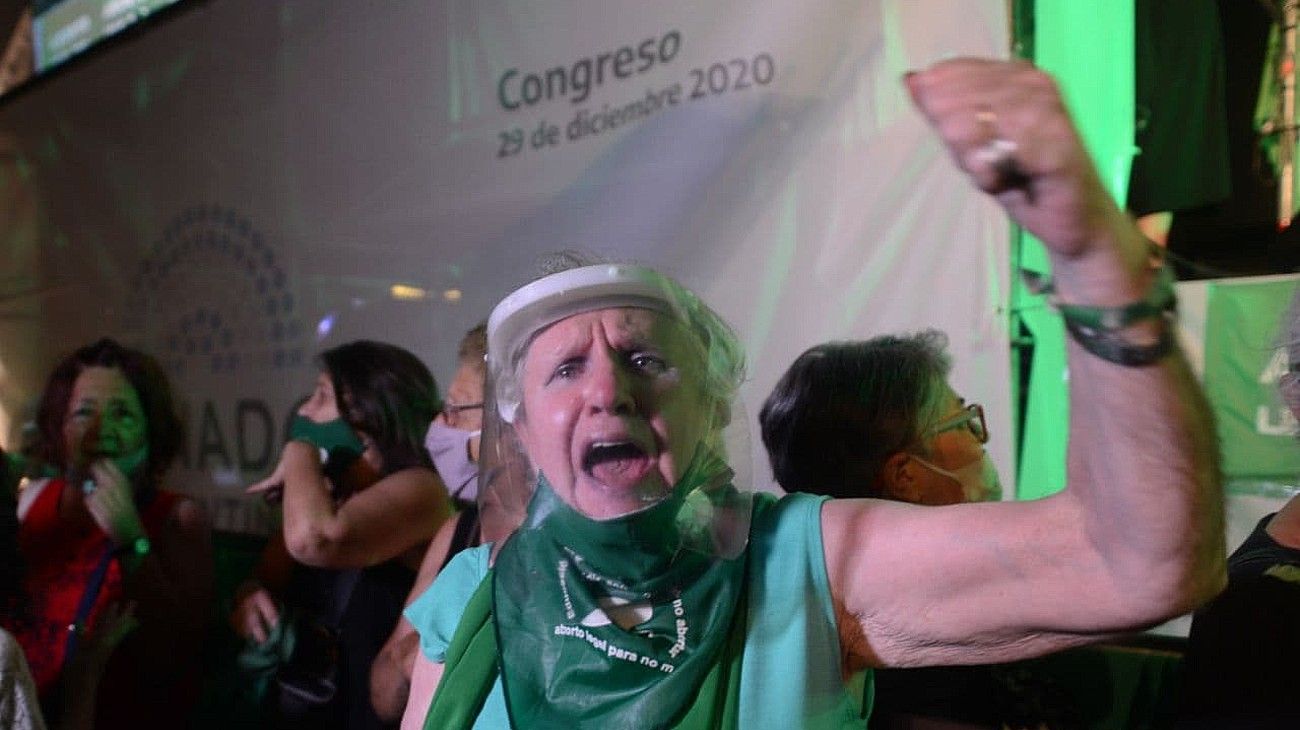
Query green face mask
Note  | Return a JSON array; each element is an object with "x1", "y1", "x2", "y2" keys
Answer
[
  {"x1": 289, "y1": 415, "x2": 365, "y2": 470},
  {"x1": 492, "y1": 450, "x2": 749, "y2": 729},
  {"x1": 112, "y1": 445, "x2": 149, "y2": 480}
]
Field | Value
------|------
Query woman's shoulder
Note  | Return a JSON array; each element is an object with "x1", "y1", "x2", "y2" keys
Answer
[
  {"x1": 750, "y1": 491, "x2": 829, "y2": 542},
  {"x1": 371, "y1": 465, "x2": 449, "y2": 500},
  {"x1": 411, "y1": 543, "x2": 490, "y2": 615},
  {"x1": 747, "y1": 491, "x2": 834, "y2": 608},
  {"x1": 429, "y1": 543, "x2": 491, "y2": 600},
  {"x1": 384, "y1": 465, "x2": 440, "y2": 482},
  {"x1": 404, "y1": 543, "x2": 492, "y2": 662}
]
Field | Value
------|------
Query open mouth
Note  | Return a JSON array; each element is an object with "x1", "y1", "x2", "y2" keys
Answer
[{"x1": 581, "y1": 440, "x2": 653, "y2": 485}]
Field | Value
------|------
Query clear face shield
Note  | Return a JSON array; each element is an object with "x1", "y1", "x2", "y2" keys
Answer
[{"x1": 477, "y1": 264, "x2": 754, "y2": 560}]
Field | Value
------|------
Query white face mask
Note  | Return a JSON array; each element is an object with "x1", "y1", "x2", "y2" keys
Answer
[
  {"x1": 425, "y1": 421, "x2": 481, "y2": 503},
  {"x1": 911, "y1": 451, "x2": 1002, "y2": 503}
]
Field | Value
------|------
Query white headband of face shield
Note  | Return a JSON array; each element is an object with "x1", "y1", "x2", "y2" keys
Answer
[{"x1": 486, "y1": 264, "x2": 688, "y2": 423}]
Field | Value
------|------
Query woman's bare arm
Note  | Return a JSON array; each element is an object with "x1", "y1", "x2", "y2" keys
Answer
[
  {"x1": 278, "y1": 442, "x2": 452, "y2": 568},
  {"x1": 822, "y1": 58, "x2": 1224, "y2": 669},
  {"x1": 400, "y1": 655, "x2": 445, "y2": 730},
  {"x1": 371, "y1": 512, "x2": 464, "y2": 721}
]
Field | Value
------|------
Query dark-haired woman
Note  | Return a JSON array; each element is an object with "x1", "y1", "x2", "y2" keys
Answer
[
  {"x1": 9, "y1": 338, "x2": 213, "y2": 728},
  {"x1": 234, "y1": 340, "x2": 450, "y2": 729}
]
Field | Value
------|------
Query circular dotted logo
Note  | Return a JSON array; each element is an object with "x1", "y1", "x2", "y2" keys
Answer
[{"x1": 126, "y1": 205, "x2": 306, "y2": 377}]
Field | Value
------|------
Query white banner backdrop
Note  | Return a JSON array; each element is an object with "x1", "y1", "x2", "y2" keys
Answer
[{"x1": 0, "y1": 0, "x2": 1011, "y2": 533}]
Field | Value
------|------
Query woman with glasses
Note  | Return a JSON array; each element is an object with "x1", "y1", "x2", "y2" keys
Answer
[
  {"x1": 424, "y1": 324, "x2": 488, "y2": 508},
  {"x1": 760, "y1": 330, "x2": 1000, "y2": 506},
  {"x1": 370, "y1": 324, "x2": 492, "y2": 722},
  {"x1": 760, "y1": 333, "x2": 1083, "y2": 729}
]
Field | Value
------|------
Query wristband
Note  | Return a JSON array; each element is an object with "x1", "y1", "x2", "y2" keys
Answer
[
  {"x1": 117, "y1": 535, "x2": 151, "y2": 559},
  {"x1": 1021, "y1": 264, "x2": 1177, "y2": 367}
]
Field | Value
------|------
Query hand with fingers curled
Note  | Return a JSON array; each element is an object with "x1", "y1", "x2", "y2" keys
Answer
[
  {"x1": 904, "y1": 58, "x2": 1122, "y2": 264},
  {"x1": 84, "y1": 459, "x2": 147, "y2": 548},
  {"x1": 230, "y1": 580, "x2": 282, "y2": 645}
]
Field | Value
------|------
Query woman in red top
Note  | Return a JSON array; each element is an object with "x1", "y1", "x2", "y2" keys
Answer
[{"x1": 10, "y1": 338, "x2": 212, "y2": 729}]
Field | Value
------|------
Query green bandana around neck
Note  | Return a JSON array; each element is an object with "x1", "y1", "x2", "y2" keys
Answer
[{"x1": 492, "y1": 452, "x2": 750, "y2": 729}]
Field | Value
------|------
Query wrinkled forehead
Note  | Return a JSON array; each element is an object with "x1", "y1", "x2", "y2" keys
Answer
[
  {"x1": 521, "y1": 307, "x2": 700, "y2": 370},
  {"x1": 487, "y1": 264, "x2": 720, "y2": 423}
]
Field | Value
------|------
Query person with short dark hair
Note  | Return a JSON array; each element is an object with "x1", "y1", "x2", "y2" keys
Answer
[
  {"x1": 760, "y1": 331, "x2": 999, "y2": 505},
  {"x1": 762, "y1": 333, "x2": 1080, "y2": 729},
  {"x1": 8, "y1": 337, "x2": 213, "y2": 728},
  {"x1": 234, "y1": 340, "x2": 451, "y2": 730}
]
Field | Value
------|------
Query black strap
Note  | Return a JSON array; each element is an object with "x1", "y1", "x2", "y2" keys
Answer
[
  {"x1": 1063, "y1": 316, "x2": 1176, "y2": 367},
  {"x1": 439, "y1": 505, "x2": 482, "y2": 573},
  {"x1": 59, "y1": 488, "x2": 161, "y2": 670},
  {"x1": 62, "y1": 544, "x2": 116, "y2": 670},
  {"x1": 326, "y1": 568, "x2": 362, "y2": 628}
]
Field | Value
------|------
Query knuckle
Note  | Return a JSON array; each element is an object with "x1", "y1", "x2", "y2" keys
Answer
[
  {"x1": 937, "y1": 115, "x2": 973, "y2": 144},
  {"x1": 1025, "y1": 69, "x2": 1061, "y2": 98}
]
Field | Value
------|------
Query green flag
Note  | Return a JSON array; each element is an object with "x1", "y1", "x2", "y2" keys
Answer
[{"x1": 1203, "y1": 278, "x2": 1300, "y2": 480}]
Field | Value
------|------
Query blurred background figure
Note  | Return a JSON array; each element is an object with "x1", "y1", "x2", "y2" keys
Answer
[
  {"x1": 2, "y1": 443, "x2": 139, "y2": 730},
  {"x1": 1175, "y1": 290, "x2": 1300, "y2": 729},
  {"x1": 6, "y1": 338, "x2": 213, "y2": 729},
  {"x1": 424, "y1": 323, "x2": 488, "y2": 508},
  {"x1": 369, "y1": 323, "x2": 497, "y2": 722},
  {"x1": 0, "y1": 444, "x2": 43, "y2": 730},
  {"x1": 232, "y1": 340, "x2": 450, "y2": 730}
]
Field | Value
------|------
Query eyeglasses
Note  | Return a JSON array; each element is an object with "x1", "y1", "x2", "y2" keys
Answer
[
  {"x1": 443, "y1": 402, "x2": 484, "y2": 416},
  {"x1": 926, "y1": 403, "x2": 988, "y2": 444}
]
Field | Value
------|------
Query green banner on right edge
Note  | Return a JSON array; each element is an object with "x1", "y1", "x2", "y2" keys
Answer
[{"x1": 1203, "y1": 278, "x2": 1300, "y2": 480}]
